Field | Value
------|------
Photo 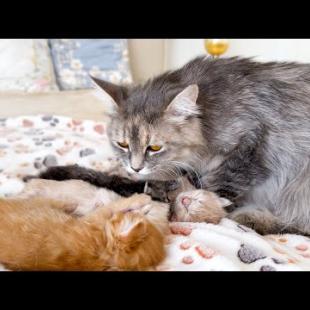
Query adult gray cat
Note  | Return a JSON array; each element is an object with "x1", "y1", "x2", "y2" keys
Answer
[
  {"x1": 90, "y1": 56, "x2": 310, "y2": 236},
  {"x1": 36, "y1": 56, "x2": 310, "y2": 236}
]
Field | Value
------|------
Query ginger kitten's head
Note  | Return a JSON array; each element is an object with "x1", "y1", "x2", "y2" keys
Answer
[
  {"x1": 91, "y1": 76, "x2": 205, "y2": 181},
  {"x1": 106, "y1": 212, "x2": 165, "y2": 270}
]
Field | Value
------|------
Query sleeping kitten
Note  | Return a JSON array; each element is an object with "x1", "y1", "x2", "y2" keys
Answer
[
  {"x1": 21, "y1": 178, "x2": 229, "y2": 227},
  {"x1": 18, "y1": 179, "x2": 121, "y2": 216},
  {"x1": 171, "y1": 189, "x2": 231, "y2": 224},
  {"x1": 18, "y1": 179, "x2": 169, "y2": 235},
  {"x1": 0, "y1": 194, "x2": 169, "y2": 271}
]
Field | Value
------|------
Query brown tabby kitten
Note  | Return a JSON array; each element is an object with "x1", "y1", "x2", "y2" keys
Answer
[{"x1": 0, "y1": 193, "x2": 168, "y2": 271}]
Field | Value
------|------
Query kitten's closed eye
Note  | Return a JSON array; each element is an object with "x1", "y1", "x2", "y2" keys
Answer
[{"x1": 172, "y1": 190, "x2": 230, "y2": 223}]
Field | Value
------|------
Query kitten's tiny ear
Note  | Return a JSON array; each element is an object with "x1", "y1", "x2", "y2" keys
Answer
[
  {"x1": 218, "y1": 197, "x2": 232, "y2": 208},
  {"x1": 165, "y1": 84, "x2": 200, "y2": 123},
  {"x1": 90, "y1": 76, "x2": 128, "y2": 113},
  {"x1": 118, "y1": 217, "x2": 147, "y2": 246}
]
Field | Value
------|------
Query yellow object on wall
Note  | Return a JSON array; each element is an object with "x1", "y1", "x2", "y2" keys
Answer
[{"x1": 204, "y1": 39, "x2": 229, "y2": 57}]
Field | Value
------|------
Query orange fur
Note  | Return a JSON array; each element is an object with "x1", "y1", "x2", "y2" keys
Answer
[{"x1": 0, "y1": 194, "x2": 166, "y2": 271}]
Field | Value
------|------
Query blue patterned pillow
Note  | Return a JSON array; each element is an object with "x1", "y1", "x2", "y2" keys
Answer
[{"x1": 49, "y1": 39, "x2": 132, "y2": 90}]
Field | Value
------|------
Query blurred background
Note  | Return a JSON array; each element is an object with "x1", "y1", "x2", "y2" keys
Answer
[
  {"x1": 131, "y1": 39, "x2": 310, "y2": 81},
  {"x1": 1, "y1": 39, "x2": 310, "y2": 120}
]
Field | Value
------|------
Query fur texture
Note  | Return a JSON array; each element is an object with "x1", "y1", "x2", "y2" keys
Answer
[
  {"x1": 22, "y1": 178, "x2": 230, "y2": 228},
  {"x1": 0, "y1": 192, "x2": 168, "y2": 271},
  {"x1": 18, "y1": 179, "x2": 121, "y2": 216},
  {"x1": 91, "y1": 56, "x2": 310, "y2": 235},
  {"x1": 29, "y1": 164, "x2": 176, "y2": 202},
  {"x1": 20, "y1": 179, "x2": 170, "y2": 235},
  {"x1": 171, "y1": 189, "x2": 231, "y2": 224}
]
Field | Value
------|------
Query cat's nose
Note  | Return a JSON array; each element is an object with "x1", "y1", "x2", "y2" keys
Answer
[
  {"x1": 131, "y1": 166, "x2": 143, "y2": 172},
  {"x1": 181, "y1": 196, "x2": 192, "y2": 207}
]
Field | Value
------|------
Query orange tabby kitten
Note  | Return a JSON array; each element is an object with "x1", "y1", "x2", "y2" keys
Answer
[{"x1": 0, "y1": 194, "x2": 168, "y2": 271}]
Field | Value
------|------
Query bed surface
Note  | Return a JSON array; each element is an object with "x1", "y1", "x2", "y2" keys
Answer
[{"x1": 1, "y1": 115, "x2": 310, "y2": 271}]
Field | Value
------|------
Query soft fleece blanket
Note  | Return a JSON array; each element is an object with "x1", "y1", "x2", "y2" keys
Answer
[{"x1": 1, "y1": 115, "x2": 310, "y2": 271}]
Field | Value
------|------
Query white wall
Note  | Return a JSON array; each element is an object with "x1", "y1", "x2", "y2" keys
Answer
[
  {"x1": 128, "y1": 39, "x2": 165, "y2": 82},
  {"x1": 164, "y1": 39, "x2": 205, "y2": 70},
  {"x1": 165, "y1": 39, "x2": 310, "y2": 70}
]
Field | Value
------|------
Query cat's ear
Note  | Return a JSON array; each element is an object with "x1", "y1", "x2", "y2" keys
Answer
[
  {"x1": 90, "y1": 76, "x2": 128, "y2": 113},
  {"x1": 165, "y1": 84, "x2": 200, "y2": 123},
  {"x1": 118, "y1": 217, "x2": 147, "y2": 246},
  {"x1": 218, "y1": 197, "x2": 232, "y2": 208}
]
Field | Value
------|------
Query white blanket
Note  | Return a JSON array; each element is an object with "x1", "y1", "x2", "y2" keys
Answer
[{"x1": 1, "y1": 115, "x2": 310, "y2": 271}]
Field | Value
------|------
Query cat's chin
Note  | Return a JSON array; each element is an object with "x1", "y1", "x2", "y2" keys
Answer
[
  {"x1": 128, "y1": 173, "x2": 152, "y2": 181},
  {"x1": 124, "y1": 166, "x2": 176, "y2": 182},
  {"x1": 124, "y1": 174, "x2": 145, "y2": 182}
]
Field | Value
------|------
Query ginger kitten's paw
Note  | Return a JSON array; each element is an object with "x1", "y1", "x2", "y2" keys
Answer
[
  {"x1": 72, "y1": 202, "x2": 100, "y2": 217},
  {"x1": 127, "y1": 194, "x2": 152, "y2": 209},
  {"x1": 171, "y1": 189, "x2": 231, "y2": 223}
]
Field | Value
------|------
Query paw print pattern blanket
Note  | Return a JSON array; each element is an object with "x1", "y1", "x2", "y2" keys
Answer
[{"x1": 1, "y1": 115, "x2": 310, "y2": 271}]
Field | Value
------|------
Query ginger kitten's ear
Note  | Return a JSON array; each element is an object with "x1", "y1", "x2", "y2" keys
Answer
[
  {"x1": 118, "y1": 216, "x2": 147, "y2": 247},
  {"x1": 90, "y1": 76, "x2": 128, "y2": 113},
  {"x1": 165, "y1": 84, "x2": 200, "y2": 123}
]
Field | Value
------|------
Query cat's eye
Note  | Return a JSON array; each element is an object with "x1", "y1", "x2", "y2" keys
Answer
[
  {"x1": 117, "y1": 141, "x2": 129, "y2": 149},
  {"x1": 147, "y1": 145, "x2": 162, "y2": 152}
]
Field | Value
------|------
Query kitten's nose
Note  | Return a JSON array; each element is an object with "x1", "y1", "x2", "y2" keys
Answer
[{"x1": 181, "y1": 196, "x2": 192, "y2": 207}]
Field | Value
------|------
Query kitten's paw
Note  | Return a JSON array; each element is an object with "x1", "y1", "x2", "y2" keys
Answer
[
  {"x1": 170, "y1": 223, "x2": 193, "y2": 236},
  {"x1": 137, "y1": 200, "x2": 168, "y2": 215},
  {"x1": 61, "y1": 202, "x2": 80, "y2": 214},
  {"x1": 130, "y1": 194, "x2": 152, "y2": 209},
  {"x1": 73, "y1": 203, "x2": 98, "y2": 216},
  {"x1": 120, "y1": 194, "x2": 153, "y2": 214},
  {"x1": 47, "y1": 200, "x2": 79, "y2": 214}
]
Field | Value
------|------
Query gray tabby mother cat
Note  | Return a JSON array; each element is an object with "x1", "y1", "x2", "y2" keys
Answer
[{"x1": 92, "y1": 56, "x2": 310, "y2": 236}]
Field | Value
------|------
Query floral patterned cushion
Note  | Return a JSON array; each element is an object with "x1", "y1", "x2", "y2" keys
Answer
[
  {"x1": 49, "y1": 39, "x2": 132, "y2": 90},
  {"x1": 0, "y1": 39, "x2": 59, "y2": 92}
]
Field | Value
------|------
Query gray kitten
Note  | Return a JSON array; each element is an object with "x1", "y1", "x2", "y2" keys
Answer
[{"x1": 91, "y1": 56, "x2": 310, "y2": 236}]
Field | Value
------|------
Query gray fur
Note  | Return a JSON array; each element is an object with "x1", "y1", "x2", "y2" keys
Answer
[{"x1": 93, "y1": 56, "x2": 310, "y2": 236}]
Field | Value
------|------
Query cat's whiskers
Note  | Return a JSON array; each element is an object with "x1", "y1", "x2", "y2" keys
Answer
[
  {"x1": 148, "y1": 165, "x2": 180, "y2": 181},
  {"x1": 144, "y1": 166, "x2": 169, "y2": 182},
  {"x1": 168, "y1": 160, "x2": 203, "y2": 189}
]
